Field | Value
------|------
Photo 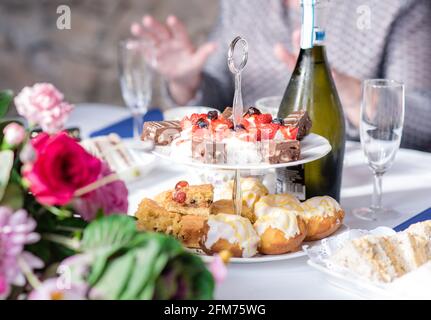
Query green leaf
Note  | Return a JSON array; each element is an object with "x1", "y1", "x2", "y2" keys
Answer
[
  {"x1": 0, "y1": 150, "x2": 14, "y2": 202},
  {"x1": 81, "y1": 215, "x2": 137, "y2": 252},
  {"x1": 0, "y1": 182, "x2": 23, "y2": 210},
  {"x1": 0, "y1": 90, "x2": 13, "y2": 119}
]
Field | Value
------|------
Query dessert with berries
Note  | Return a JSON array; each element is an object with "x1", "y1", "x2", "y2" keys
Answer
[
  {"x1": 168, "y1": 106, "x2": 310, "y2": 165},
  {"x1": 154, "y1": 181, "x2": 214, "y2": 216}
]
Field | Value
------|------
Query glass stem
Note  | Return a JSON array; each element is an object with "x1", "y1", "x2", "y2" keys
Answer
[
  {"x1": 371, "y1": 172, "x2": 383, "y2": 210},
  {"x1": 133, "y1": 112, "x2": 143, "y2": 140}
]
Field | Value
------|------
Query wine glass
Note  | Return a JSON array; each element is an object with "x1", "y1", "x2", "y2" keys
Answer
[
  {"x1": 353, "y1": 79, "x2": 405, "y2": 221},
  {"x1": 118, "y1": 39, "x2": 154, "y2": 140}
]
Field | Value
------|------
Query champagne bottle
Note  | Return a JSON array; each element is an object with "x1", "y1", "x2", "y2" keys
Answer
[{"x1": 276, "y1": 0, "x2": 345, "y2": 201}]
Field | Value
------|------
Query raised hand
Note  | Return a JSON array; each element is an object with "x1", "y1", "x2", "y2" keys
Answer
[{"x1": 131, "y1": 15, "x2": 217, "y2": 105}]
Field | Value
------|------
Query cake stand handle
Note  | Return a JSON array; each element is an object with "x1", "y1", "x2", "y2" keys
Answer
[
  {"x1": 232, "y1": 169, "x2": 242, "y2": 216},
  {"x1": 228, "y1": 36, "x2": 248, "y2": 127}
]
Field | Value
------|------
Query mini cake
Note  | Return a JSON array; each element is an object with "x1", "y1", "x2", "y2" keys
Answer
[
  {"x1": 135, "y1": 198, "x2": 181, "y2": 236},
  {"x1": 300, "y1": 196, "x2": 345, "y2": 241},
  {"x1": 283, "y1": 110, "x2": 312, "y2": 140},
  {"x1": 169, "y1": 107, "x2": 305, "y2": 165},
  {"x1": 201, "y1": 213, "x2": 260, "y2": 258},
  {"x1": 142, "y1": 120, "x2": 182, "y2": 145},
  {"x1": 254, "y1": 193, "x2": 303, "y2": 218},
  {"x1": 254, "y1": 208, "x2": 306, "y2": 255},
  {"x1": 177, "y1": 215, "x2": 208, "y2": 249},
  {"x1": 220, "y1": 177, "x2": 269, "y2": 211},
  {"x1": 155, "y1": 181, "x2": 214, "y2": 216},
  {"x1": 330, "y1": 220, "x2": 431, "y2": 283},
  {"x1": 210, "y1": 199, "x2": 256, "y2": 223}
]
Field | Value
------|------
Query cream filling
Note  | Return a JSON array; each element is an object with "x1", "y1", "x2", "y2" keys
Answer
[
  {"x1": 254, "y1": 208, "x2": 300, "y2": 239},
  {"x1": 205, "y1": 213, "x2": 259, "y2": 258}
]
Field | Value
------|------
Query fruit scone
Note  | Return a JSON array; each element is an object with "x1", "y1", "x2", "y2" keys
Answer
[
  {"x1": 300, "y1": 196, "x2": 345, "y2": 241},
  {"x1": 154, "y1": 181, "x2": 214, "y2": 216},
  {"x1": 135, "y1": 196, "x2": 208, "y2": 249}
]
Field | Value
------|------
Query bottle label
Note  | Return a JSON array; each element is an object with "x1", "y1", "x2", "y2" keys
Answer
[{"x1": 276, "y1": 166, "x2": 306, "y2": 200}]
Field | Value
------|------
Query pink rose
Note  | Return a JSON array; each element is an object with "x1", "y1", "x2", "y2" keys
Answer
[
  {"x1": 23, "y1": 132, "x2": 102, "y2": 206},
  {"x1": 73, "y1": 162, "x2": 128, "y2": 221},
  {"x1": 14, "y1": 83, "x2": 74, "y2": 134},
  {"x1": 2, "y1": 122, "x2": 26, "y2": 146}
]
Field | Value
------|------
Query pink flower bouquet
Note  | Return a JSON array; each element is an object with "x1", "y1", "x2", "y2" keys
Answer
[{"x1": 0, "y1": 85, "x2": 215, "y2": 300}]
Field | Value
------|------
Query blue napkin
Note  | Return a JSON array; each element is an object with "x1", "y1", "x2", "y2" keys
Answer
[
  {"x1": 89, "y1": 109, "x2": 164, "y2": 138},
  {"x1": 393, "y1": 207, "x2": 431, "y2": 232}
]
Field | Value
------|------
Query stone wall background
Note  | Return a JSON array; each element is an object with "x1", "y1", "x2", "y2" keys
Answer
[{"x1": 0, "y1": 0, "x2": 219, "y2": 114}]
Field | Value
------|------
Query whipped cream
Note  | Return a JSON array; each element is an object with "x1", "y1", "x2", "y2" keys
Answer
[
  {"x1": 254, "y1": 208, "x2": 300, "y2": 239},
  {"x1": 223, "y1": 137, "x2": 262, "y2": 164},
  {"x1": 205, "y1": 213, "x2": 259, "y2": 258},
  {"x1": 301, "y1": 196, "x2": 342, "y2": 218}
]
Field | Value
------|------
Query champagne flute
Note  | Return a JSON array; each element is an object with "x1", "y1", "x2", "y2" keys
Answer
[
  {"x1": 353, "y1": 79, "x2": 405, "y2": 221},
  {"x1": 118, "y1": 39, "x2": 154, "y2": 140}
]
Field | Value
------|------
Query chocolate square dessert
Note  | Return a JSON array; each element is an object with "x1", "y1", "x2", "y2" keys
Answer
[
  {"x1": 261, "y1": 140, "x2": 300, "y2": 164},
  {"x1": 141, "y1": 121, "x2": 181, "y2": 145},
  {"x1": 283, "y1": 111, "x2": 312, "y2": 140}
]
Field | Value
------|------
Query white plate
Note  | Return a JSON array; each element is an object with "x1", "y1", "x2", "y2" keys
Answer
[
  {"x1": 153, "y1": 133, "x2": 331, "y2": 170},
  {"x1": 191, "y1": 224, "x2": 348, "y2": 264},
  {"x1": 163, "y1": 106, "x2": 217, "y2": 121}
]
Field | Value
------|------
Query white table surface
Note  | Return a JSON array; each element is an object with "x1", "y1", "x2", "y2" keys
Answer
[{"x1": 69, "y1": 104, "x2": 431, "y2": 300}]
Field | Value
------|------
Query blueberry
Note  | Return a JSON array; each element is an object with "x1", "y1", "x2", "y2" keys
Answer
[
  {"x1": 245, "y1": 107, "x2": 261, "y2": 116},
  {"x1": 272, "y1": 118, "x2": 284, "y2": 125},
  {"x1": 207, "y1": 110, "x2": 218, "y2": 120},
  {"x1": 235, "y1": 124, "x2": 246, "y2": 130},
  {"x1": 197, "y1": 118, "x2": 209, "y2": 128}
]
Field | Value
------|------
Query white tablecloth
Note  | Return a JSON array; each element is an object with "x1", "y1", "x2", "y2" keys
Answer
[{"x1": 69, "y1": 104, "x2": 431, "y2": 300}]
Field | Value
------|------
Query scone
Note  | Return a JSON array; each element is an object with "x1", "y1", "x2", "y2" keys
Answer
[
  {"x1": 135, "y1": 198, "x2": 181, "y2": 236},
  {"x1": 254, "y1": 208, "x2": 307, "y2": 255},
  {"x1": 210, "y1": 199, "x2": 257, "y2": 223},
  {"x1": 155, "y1": 182, "x2": 214, "y2": 216},
  {"x1": 300, "y1": 196, "x2": 344, "y2": 241},
  {"x1": 178, "y1": 215, "x2": 208, "y2": 248},
  {"x1": 254, "y1": 193, "x2": 303, "y2": 218},
  {"x1": 201, "y1": 213, "x2": 260, "y2": 258},
  {"x1": 220, "y1": 177, "x2": 268, "y2": 210}
]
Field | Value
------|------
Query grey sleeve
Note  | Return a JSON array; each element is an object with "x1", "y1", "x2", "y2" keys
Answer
[{"x1": 383, "y1": 0, "x2": 431, "y2": 151}]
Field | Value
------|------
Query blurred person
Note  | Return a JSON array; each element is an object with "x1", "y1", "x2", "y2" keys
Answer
[{"x1": 131, "y1": 0, "x2": 431, "y2": 152}]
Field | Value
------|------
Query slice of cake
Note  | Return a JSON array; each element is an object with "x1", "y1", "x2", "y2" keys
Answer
[
  {"x1": 178, "y1": 215, "x2": 208, "y2": 248},
  {"x1": 155, "y1": 184, "x2": 214, "y2": 216},
  {"x1": 330, "y1": 235, "x2": 399, "y2": 283},
  {"x1": 135, "y1": 198, "x2": 181, "y2": 236}
]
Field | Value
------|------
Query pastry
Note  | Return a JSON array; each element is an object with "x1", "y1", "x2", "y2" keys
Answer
[
  {"x1": 283, "y1": 110, "x2": 312, "y2": 140},
  {"x1": 254, "y1": 208, "x2": 307, "y2": 255},
  {"x1": 178, "y1": 215, "x2": 207, "y2": 248},
  {"x1": 170, "y1": 107, "x2": 306, "y2": 165},
  {"x1": 300, "y1": 196, "x2": 344, "y2": 241},
  {"x1": 210, "y1": 199, "x2": 257, "y2": 223},
  {"x1": 155, "y1": 181, "x2": 214, "y2": 216},
  {"x1": 135, "y1": 198, "x2": 181, "y2": 236},
  {"x1": 201, "y1": 213, "x2": 260, "y2": 258},
  {"x1": 220, "y1": 177, "x2": 269, "y2": 211},
  {"x1": 330, "y1": 221, "x2": 431, "y2": 283},
  {"x1": 142, "y1": 120, "x2": 182, "y2": 145},
  {"x1": 81, "y1": 133, "x2": 138, "y2": 174},
  {"x1": 254, "y1": 193, "x2": 303, "y2": 218}
]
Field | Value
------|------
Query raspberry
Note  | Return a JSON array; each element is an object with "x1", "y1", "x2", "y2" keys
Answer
[
  {"x1": 173, "y1": 190, "x2": 187, "y2": 203},
  {"x1": 175, "y1": 180, "x2": 189, "y2": 190}
]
